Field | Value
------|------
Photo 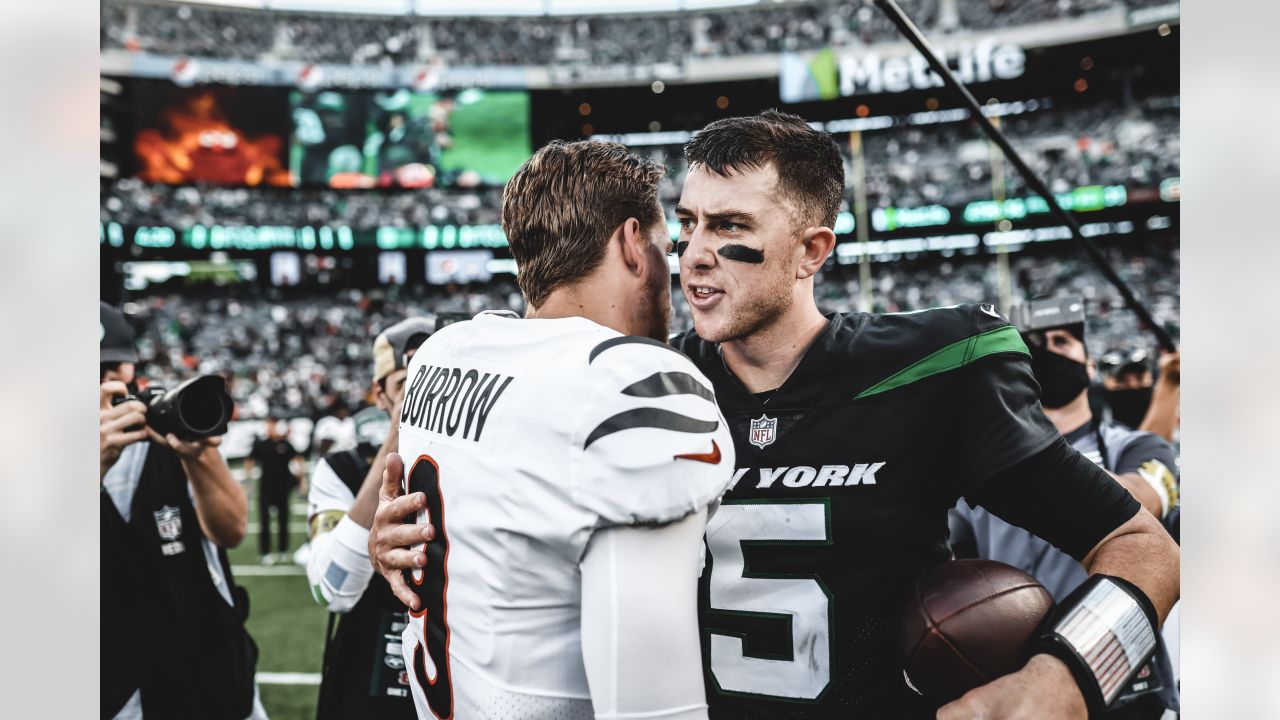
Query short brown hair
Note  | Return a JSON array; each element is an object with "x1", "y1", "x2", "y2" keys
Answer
[
  {"x1": 502, "y1": 140, "x2": 665, "y2": 307},
  {"x1": 684, "y1": 109, "x2": 844, "y2": 229}
]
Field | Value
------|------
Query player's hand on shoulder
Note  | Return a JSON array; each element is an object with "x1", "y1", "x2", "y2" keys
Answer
[
  {"x1": 369, "y1": 451, "x2": 435, "y2": 611},
  {"x1": 936, "y1": 654, "x2": 1086, "y2": 720},
  {"x1": 100, "y1": 380, "x2": 148, "y2": 478}
]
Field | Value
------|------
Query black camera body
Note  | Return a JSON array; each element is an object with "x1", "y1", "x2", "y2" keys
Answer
[{"x1": 112, "y1": 375, "x2": 235, "y2": 440}]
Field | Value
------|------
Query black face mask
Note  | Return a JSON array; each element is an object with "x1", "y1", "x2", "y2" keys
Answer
[
  {"x1": 1106, "y1": 387, "x2": 1153, "y2": 428},
  {"x1": 1030, "y1": 345, "x2": 1091, "y2": 409}
]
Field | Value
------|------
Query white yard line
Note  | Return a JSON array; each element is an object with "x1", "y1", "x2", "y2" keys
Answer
[{"x1": 256, "y1": 672, "x2": 321, "y2": 685}]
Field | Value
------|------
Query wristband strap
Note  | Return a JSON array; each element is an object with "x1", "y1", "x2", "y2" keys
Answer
[{"x1": 1033, "y1": 575, "x2": 1158, "y2": 719}]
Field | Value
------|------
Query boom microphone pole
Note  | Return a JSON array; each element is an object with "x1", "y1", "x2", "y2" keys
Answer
[{"x1": 872, "y1": 0, "x2": 1177, "y2": 352}]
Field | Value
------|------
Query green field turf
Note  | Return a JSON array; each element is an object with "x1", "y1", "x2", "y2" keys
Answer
[{"x1": 230, "y1": 466, "x2": 328, "y2": 720}]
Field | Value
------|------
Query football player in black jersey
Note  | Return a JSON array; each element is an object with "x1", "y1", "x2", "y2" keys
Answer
[
  {"x1": 369, "y1": 112, "x2": 1180, "y2": 720},
  {"x1": 667, "y1": 111, "x2": 1178, "y2": 720}
]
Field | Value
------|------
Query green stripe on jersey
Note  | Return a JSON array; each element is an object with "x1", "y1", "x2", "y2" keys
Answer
[{"x1": 854, "y1": 325, "x2": 1028, "y2": 400}]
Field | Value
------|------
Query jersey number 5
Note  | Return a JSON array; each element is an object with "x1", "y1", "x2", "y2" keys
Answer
[
  {"x1": 706, "y1": 500, "x2": 832, "y2": 701},
  {"x1": 403, "y1": 454, "x2": 454, "y2": 719}
]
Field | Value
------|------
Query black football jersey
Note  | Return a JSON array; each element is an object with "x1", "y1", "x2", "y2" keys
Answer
[{"x1": 673, "y1": 304, "x2": 1062, "y2": 719}]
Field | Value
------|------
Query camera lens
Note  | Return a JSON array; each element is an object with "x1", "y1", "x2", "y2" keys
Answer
[
  {"x1": 148, "y1": 375, "x2": 234, "y2": 439},
  {"x1": 178, "y1": 388, "x2": 231, "y2": 435}
]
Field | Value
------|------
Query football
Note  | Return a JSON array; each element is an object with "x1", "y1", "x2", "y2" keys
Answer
[{"x1": 900, "y1": 559, "x2": 1055, "y2": 704}]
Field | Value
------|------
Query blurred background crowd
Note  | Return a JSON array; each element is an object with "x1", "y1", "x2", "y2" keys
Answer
[
  {"x1": 123, "y1": 238, "x2": 1176, "y2": 422},
  {"x1": 103, "y1": 0, "x2": 1170, "y2": 66},
  {"x1": 101, "y1": 0, "x2": 1180, "y2": 429}
]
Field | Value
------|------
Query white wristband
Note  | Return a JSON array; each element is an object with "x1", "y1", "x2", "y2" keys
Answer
[{"x1": 1051, "y1": 577, "x2": 1157, "y2": 705}]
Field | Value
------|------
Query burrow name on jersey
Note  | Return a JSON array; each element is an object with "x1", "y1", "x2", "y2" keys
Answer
[
  {"x1": 732, "y1": 463, "x2": 887, "y2": 489},
  {"x1": 400, "y1": 364, "x2": 514, "y2": 442}
]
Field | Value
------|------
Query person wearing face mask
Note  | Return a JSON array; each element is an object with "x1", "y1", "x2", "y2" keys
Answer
[
  {"x1": 1101, "y1": 348, "x2": 1181, "y2": 445},
  {"x1": 1100, "y1": 349, "x2": 1156, "y2": 429},
  {"x1": 950, "y1": 296, "x2": 1180, "y2": 719}
]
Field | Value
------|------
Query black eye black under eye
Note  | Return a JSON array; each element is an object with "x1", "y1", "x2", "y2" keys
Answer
[
  {"x1": 675, "y1": 241, "x2": 690, "y2": 257},
  {"x1": 717, "y1": 244, "x2": 765, "y2": 264}
]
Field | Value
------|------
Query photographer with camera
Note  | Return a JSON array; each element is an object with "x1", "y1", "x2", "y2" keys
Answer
[
  {"x1": 99, "y1": 302, "x2": 265, "y2": 720},
  {"x1": 305, "y1": 317, "x2": 432, "y2": 719}
]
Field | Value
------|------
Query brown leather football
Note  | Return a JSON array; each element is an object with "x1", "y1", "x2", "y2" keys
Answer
[{"x1": 900, "y1": 559, "x2": 1055, "y2": 704}]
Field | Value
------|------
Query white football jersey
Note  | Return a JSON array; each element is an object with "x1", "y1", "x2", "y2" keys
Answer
[{"x1": 397, "y1": 312, "x2": 734, "y2": 720}]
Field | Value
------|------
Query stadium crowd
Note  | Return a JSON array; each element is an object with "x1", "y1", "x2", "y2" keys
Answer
[
  {"x1": 102, "y1": 96, "x2": 1178, "y2": 230},
  {"x1": 855, "y1": 97, "x2": 1180, "y2": 208},
  {"x1": 632, "y1": 97, "x2": 1181, "y2": 212},
  {"x1": 119, "y1": 238, "x2": 1176, "y2": 422},
  {"x1": 103, "y1": 0, "x2": 1159, "y2": 67},
  {"x1": 102, "y1": 179, "x2": 504, "y2": 229}
]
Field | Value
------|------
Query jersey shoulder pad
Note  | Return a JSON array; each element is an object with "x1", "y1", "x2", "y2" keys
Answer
[
  {"x1": 851, "y1": 304, "x2": 1028, "y2": 400},
  {"x1": 873, "y1": 302, "x2": 1012, "y2": 346},
  {"x1": 571, "y1": 335, "x2": 734, "y2": 529}
]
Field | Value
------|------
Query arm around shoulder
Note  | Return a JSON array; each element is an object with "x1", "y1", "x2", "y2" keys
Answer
[{"x1": 580, "y1": 510, "x2": 710, "y2": 720}]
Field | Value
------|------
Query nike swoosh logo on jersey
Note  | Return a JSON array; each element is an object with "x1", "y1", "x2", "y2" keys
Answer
[{"x1": 675, "y1": 439, "x2": 722, "y2": 464}]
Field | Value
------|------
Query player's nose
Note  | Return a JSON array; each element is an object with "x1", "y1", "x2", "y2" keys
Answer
[{"x1": 680, "y1": 226, "x2": 719, "y2": 272}]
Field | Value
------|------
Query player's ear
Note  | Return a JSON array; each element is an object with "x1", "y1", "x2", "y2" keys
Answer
[
  {"x1": 796, "y1": 226, "x2": 836, "y2": 280},
  {"x1": 617, "y1": 217, "x2": 647, "y2": 278},
  {"x1": 1087, "y1": 359, "x2": 1097, "y2": 381},
  {"x1": 371, "y1": 379, "x2": 390, "y2": 412}
]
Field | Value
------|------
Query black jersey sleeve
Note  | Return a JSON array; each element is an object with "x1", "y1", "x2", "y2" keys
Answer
[
  {"x1": 953, "y1": 347, "x2": 1061, "y2": 491},
  {"x1": 968, "y1": 437, "x2": 1141, "y2": 561}
]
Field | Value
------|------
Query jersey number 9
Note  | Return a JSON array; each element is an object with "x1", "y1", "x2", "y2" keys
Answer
[{"x1": 403, "y1": 454, "x2": 454, "y2": 719}]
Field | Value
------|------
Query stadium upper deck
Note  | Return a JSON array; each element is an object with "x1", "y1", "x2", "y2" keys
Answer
[{"x1": 102, "y1": 0, "x2": 1178, "y2": 72}]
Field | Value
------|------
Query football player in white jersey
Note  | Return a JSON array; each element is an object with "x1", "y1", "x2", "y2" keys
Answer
[{"x1": 371, "y1": 140, "x2": 735, "y2": 719}]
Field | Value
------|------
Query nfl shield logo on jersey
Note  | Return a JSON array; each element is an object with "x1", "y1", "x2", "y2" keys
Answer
[
  {"x1": 749, "y1": 414, "x2": 777, "y2": 449},
  {"x1": 154, "y1": 506, "x2": 182, "y2": 540},
  {"x1": 154, "y1": 505, "x2": 185, "y2": 556}
]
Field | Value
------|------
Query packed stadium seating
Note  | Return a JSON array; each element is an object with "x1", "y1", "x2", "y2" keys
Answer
[
  {"x1": 102, "y1": 93, "x2": 1178, "y2": 229},
  {"x1": 124, "y1": 238, "x2": 1177, "y2": 420},
  {"x1": 853, "y1": 97, "x2": 1180, "y2": 208},
  {"x1": 100, "y1": 0, "x2": 1181, "y2": 422},
  {"x1": 102, "y1": 178, "x2": 505, "y2": 229},
  {"x1": 103, "y1": 0, "x2": 1152, "y2": 67}
]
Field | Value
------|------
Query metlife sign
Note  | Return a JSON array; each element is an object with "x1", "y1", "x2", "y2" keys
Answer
[{"x1": 780, "y1": 40, "x2": 1026, "y2": 103}]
